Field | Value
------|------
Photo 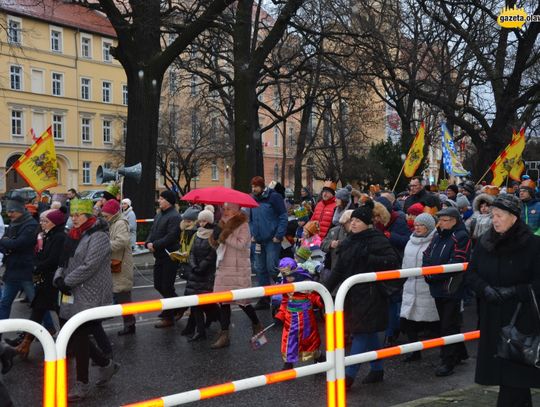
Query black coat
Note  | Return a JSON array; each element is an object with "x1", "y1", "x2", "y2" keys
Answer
[
  {"x1": 0, "y1": 213, "x2": 38, "y2": 282},
  {"x1": 145, "y1": 206, "x2": 181, "y2": 261},
  {"x1": 32, "y1": 225, "x2": 66, "y2": 310},
  {"x1": 466, "y1": 221, "x2": 540, "y2": 388},
  {"x1": 186, "y1": 231, "x2": 217, "y2": 295},
  {"x1": 325, "y1": 228, "x2": 400, "y2": 334}
]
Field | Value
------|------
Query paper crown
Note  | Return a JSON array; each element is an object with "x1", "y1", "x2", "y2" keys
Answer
[
  {"x1": 294, "y1": 207, "x2": 309, "y2": 220},
  {"x1": 70, "y1": 199, "x2": 94, "y2": 214},
  {"x1": 323, "y1": 180, "x2": 337, "y2": 191},
  {"x1": 294, "y1": 246, "x2": 312, "y2": 262},
  {"x1": 105, "y1": 182, "x2": 120, "y2": 197}
]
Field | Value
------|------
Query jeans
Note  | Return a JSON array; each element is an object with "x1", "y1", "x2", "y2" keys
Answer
[
  {"x1": 385, "y1": 300, "x2": 401, "y2": 338},
  {"x1": 252, "y1": 241, "x2": 281, "y2": 287},
  {"x1": 345, "y1": 332, "x2": 383, "y2": 379}
]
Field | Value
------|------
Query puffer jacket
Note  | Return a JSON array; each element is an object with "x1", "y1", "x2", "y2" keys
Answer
[
  {"x1": 400, "y1": 230, "x2": 439, "y2": 322},
  {"x1": 250, "y1": 188, "x2": 288, "y2": 243},
  {"x1": 109, "y1": 213, "x2": 134, "y2": 293},
  {"x1": 521, "y1": 198, "x2": 540, "y2": 233},
  {"x1": 0, "y1": 212, "x2": 38, "y2": 282},
  {"x1": 54, "y1": 218, "x2": 112, "y2": 320},
  {"x1": 311, "y1": 196, "x2": 336, "y2": 239},
  {"x1": 145, "y1": 206, "x2": 181, "y2": 260},
  {"x1": 186, "y1": 227, "x2": 216, "y2": 295}
]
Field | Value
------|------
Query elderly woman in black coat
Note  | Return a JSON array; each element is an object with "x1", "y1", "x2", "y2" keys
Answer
[
  {"x1": 324, "y1": 200, "x2": 400, "y2": 388},
  {"x1": 466, "y1": 194, "x2": 540, "y2": 407}
]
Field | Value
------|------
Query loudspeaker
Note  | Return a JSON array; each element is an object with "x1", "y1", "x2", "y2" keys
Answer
[
  {"x1": 96, "y1": 166, "x2": 118, "y2": 184},
  {"x1": 118, "y1": 162, "x2": 142, "y2": 184}
]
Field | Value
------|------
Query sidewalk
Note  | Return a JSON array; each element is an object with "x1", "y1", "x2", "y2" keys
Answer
[{"x1": 393, "y1": 385, "x2": 540, "y2": 406}]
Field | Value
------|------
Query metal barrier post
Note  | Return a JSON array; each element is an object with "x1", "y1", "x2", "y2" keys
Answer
[
  {"x1": 0, "y1": 319, "x2": 57, "y2": 407},
  {"x1": 334, "y1": 263, "x2": 469, "y2": 407},
  {"x1": 56, "y1": 282, "x2": 336, "y2": 406}
]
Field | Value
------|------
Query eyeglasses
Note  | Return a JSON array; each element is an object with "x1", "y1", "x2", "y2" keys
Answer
[
  {"x1": 409, "y1": 183, "x2": 421, "y2": 188},
  {"x1": 438, "y1": 217, "x2": 454, "y2": 222}
]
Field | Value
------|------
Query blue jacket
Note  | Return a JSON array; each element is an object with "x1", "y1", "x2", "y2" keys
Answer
[
  {"x1": 521, "y1": 199, "x2": 540, "y2": 233},
  {"x1": 249, "y1": 188, "x2": 288, "y2": 243},
  {"x1": 423, "y1": 222, "x2": 471, "y2": 299},
  {"x1": 0, "y1": 213, "x2": 38, "y2": 282}
]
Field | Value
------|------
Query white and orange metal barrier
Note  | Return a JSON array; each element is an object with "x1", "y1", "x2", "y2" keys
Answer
[
  {"x1": 333, "y1": 263, "x2": 474, "y2": 407},
  {"x1": 135, "y1": 218, "x2": 153, "y2": 246},
  {"x1": 0, "y1": 319, "x2": 57, "y2": 407},
  {"x1": 55, "y1": 282, "x2": 336, "y2": 407}
]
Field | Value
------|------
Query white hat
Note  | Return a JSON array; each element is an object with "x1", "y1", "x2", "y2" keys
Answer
[
  {"x1": 198, "y1": 209, "x2": 214, "y2": 224},
  {"x1": 121, "y1": 198, "x2": 132, "y2": 207}
]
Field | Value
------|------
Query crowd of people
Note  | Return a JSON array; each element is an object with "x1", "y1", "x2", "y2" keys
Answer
[{"x1": 1, "y1": 174, "x2": 540, "y2": 406}]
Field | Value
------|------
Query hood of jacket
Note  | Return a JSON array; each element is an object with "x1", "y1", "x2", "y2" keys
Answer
[{"x1": 472, "y1": 193, "x2": 495, "y2": 213}]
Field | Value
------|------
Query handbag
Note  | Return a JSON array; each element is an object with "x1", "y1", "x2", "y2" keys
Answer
[
  {"x1": 497, "y1": 285, "x2": 540, "y2": 368},
  {"x1": 111, "y1": 259, "x2": 122, "y2": 273}
]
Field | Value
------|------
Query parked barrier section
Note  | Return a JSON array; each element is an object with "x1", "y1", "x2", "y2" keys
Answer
[
  {"x1": 333, "y1": 263, "x2": 471, "y2": 407},
  {"x1": 55, "y1": 282, "x2": 336, "y2": 407},
  {"x1": 0, "y1": 319, "x2": 57, "y2": 407}
]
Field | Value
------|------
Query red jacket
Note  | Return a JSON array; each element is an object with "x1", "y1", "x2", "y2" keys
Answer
[{"x1": 310, "y1": 197, "x2": 336, "y2": 239}]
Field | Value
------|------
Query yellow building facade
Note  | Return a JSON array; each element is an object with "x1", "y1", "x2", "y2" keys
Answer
[{"x1": 0, "y1": 1, "x2": 127, "y2": 194}]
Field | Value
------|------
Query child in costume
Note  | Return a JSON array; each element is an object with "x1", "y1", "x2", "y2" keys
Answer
[{"x1": 274, "y1": 257, "x2": 323, "y2": 370}]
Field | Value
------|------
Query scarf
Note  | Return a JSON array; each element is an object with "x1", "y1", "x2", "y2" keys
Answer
[
  {"x1": 60, "y1": 216, "x2": 97, "y2": 267},
  {"x1": 197, "y1": 227, "x2": 213, "y2": 239}
]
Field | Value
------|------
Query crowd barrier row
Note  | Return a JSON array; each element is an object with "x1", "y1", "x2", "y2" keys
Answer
[{"x1": 2, "y1": 263, "x2": 476, "y2": 407}]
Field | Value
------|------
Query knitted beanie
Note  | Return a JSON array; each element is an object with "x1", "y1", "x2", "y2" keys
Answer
[
  {"x1": 160, "y1": 190, "x2": 177, "y2": 206},
  {"x1": 45, "y1": 209, "x2": 66, "y2": 226},
  {"x1": 414, "y1": 213, "x2": 436, "y2": 234},
  {"x1": 351, "y1": 200, "x2": 374, "y2": 225},
  {"x1": 102, "y1": 199, "x2": 120, "y2": 215},
  {"x1": 335, "y1": 185, "x2": 352, "y2": 202}
]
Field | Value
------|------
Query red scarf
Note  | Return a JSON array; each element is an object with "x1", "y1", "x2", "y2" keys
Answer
[{"x1": 68, "y1": 216, "x2": 97, "y2": 240}]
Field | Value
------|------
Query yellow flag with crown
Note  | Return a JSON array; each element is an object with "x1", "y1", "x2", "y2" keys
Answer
[{"x1": 403, "y1": 122, "x2": 425, "y2": 178}]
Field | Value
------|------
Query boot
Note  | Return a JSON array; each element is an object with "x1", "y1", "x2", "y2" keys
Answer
[
  {"x1": 1, "y1": 345, "x2": 17, "y2": 375},
  {"x1": 210, "y1": 330, "x2": 230, "y2": 349},
  {"x1": 15, "y1": 335, "x2": 33, "y2": 359},
  {"x1": 252, "y1": 322, "x2": 264, "y2": 336},
  {"x1": 5, "y1": 333, "x2": 25, "y2": 347}
]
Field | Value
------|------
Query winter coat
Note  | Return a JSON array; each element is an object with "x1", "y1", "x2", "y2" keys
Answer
[
  {"x1": 521, "y1": 198, "x2": 540, "y2": 233},
  {"x1": 311, "y1": 196, "x2": 337, "y2": 239},
  {"x1": 109, "y1": 213, "x2": 134, "y2": 293},
  {"x1": 324, "y1": 228, "x2": 400, "y2": 334},
  {"x1": 465, "y1": 193, "x2": 494, "y2": 240},
  {"x1": 122, "y1": 207, "x2": 137, "y2": 248},
  {"x1": 0, "y1": 212, "x2": 38, "y2": 282},
  {"x1": 321, "y1": 224, "x2": 349, "y2": 271},
  {"x1": 423, "y1": 222, "x2": 471, "y2": 299},
  {"x1": 465, "y1": 221, "x2": 540, "y2": 388},
  {"x1": 403, "y1": 189, "x2": 429, "y2": 213},
  {"x1": 386, "y1": 211, "x2": 410, "y2": 255},
  {"x1": 145, "y1": 206, "x2": 181, "y2": 261},
  {"x1": 249, "y1": 188, "x2": 288, "y2": 243},
  {"x1": 186, "y1": 227, "x2": 216, "y2": 295},
  {"x1": 212, "y1": 212, "x2": 252, "y2": 304},
  {"x1": 400, "y1": 230, "x2": 439, "y2": 322},
  {"x1": 32, "y1": 224, "x2": 66, "y2": 311},
  {"x1": 54, "y1": 218, "x2": 112, "y2": 320}
]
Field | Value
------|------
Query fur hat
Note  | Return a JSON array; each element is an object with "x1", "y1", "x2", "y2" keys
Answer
[
  {"x1": 198, "y1": 205, "x2": 214, "y2": 224},
  {"x1": 339, "y1": 209, "x2": 354, "y2": 224},
  {"x1": 492, "y1": 194, "x2": 522, "y2": 218},
  {"x1": 251, "y1": 176, "x2": 265, "y2": 189},
  {"x1": 414, "y1": 213, "x2": 436, "y2": 234},
  {"x1": 45, "y1": 209, "x2": 66, "y2": 226},
  {"x1": 407, "y1": 202, "x2": 425, "y2": 216},
  {"x1": 304, "y1": 220, "x2": 320, "y2": 236},
  {"x1": 182, "y1": 206, "x2": 200, "y2": 221},
  {"x1": 335, "y1": 185, "x2": 352, "y2": 202},
  {"x1": 351, "y1": 200, "x2": 374, "y2": 225},
  {"x1": 160, "y1": 190, "x2": 177, "y2": 206},
  {"x1": 102, "y1": 199, "x2": 120, "y2": 215}
]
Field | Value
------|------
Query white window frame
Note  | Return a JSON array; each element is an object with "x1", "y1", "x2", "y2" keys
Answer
[
  {"x1": 122, "y1": 84, "x2": 128, "y2": 105},
  {"x1": 102, "y1": 39, "x2": 112, "y2": 63},
  {"x1": 273, "y1": 127, "x2": 279, "y2": 146},
  {"x1": 51, "y1": 72, "x2": 64, "y2": 96},
  {"x1": 7, "y1": 16, "x2": 22, "y2": 45},
  {"x1": 211, "y1": 162, "x2": 219, "y2": 181},
  {"x1": 11, "y1": 110, "x2": 23, "y2": 137},
  {"x1": 102, "y1": 81, "x2": 112, "y2": 103},
  {"x1": 81, "y1": 117, "x2": 92, "y2": 143},
  {"x1": 31, "y1": 69, "x2": 44, "y2": 94},
  {"x1": 80, "y1": 77, "x2": 91, "y2": 100},
  {"x1": 102, "y1": 119, "x2": 112, "y2": 144},
  {"x1": 50, "y1": 26, "x2": 63, "y2": 53},
  {"x1": 80, "y1": 34, "x2": 92, "y2": 59},
  {"x1": 82, "y1": 161, "x2": 91, "y2": 184},
  {"x1": 10, "y1": 65, "x2": 23, "y2": 91},
  {"x1": 52, "y1": 114, "x2": 65, "y2": 140}
]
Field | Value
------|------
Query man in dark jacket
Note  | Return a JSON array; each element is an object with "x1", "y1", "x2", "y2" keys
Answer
[
  {"x1": 249, "y1": 176, "x2": 287, "y2": 310},
  {"x1": 0, "y1": 197, "x2": 38, "y2": 322},
  {"x1": 403, "y1": 177, "x2": 429, "y2": 212},
  {"x1": 145, "y1": 190, "x2": 182, "y2": 328},
  {"x1": 423, "y1": 206, "x2": 471, "y2": 377}
]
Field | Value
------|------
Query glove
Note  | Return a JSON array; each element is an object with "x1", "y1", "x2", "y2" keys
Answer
[
  {"x1": 54, "y1": 277, "x2": 72, "y2": 296},
  {"x1": 484, "y1": 286, "x2": 503, "y2": 304},
  {"x1": 494, "y1": 286, "x2": 517, "y2": 301}
]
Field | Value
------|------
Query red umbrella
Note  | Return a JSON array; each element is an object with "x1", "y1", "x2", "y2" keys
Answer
[{"x1": 181, "y1": 186, "x2": 259, "y2": 208}]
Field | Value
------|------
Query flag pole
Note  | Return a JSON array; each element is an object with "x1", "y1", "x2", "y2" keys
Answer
[
  {"x1": 475, "y1": 166, "x2": 492, "y2": 186},
  {"x1": 392, "y1": 162, "x2": 406, "y2": 192}
]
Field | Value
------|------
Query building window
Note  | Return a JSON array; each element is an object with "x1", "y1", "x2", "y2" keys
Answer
[
  {"x1": 102, "y1": 119, "x2": 112, "y2": 143},
  {"x1": 122, "y1": 84, "x2": 128, "y2": 105},
  {"x1": 31, "y1": 69, "x2": 44, "y2": 93},
  {"x1": 102, "y1": 81, "x2": 111, "y2": 103},
  {"x1": 81, "y1": 78, "x2": 91, "y2": 100},
  {"x1": 81, "y1": 117, "x2": 91, "y2": 143},
  {"x1": 8, "y1": 17, "x2": 22, "y2": 44},
  {"x1": 81, "y1": 35, "x2": 92, "y2": 58},
  {"x1": 52, "y1": 114, "x2": 64, "y2": 140},
  {"x1": 211, "y1": 161, "x2": 219, "y2": 181},
  {"x1": 11, "y1": 110, "x2": 23, "y2": 137},
  {"x1": 122, "y1": 121, "x2": 127, "y2": 144},
  {"x1": 273, "y1": 127, "x2": 279, "y2": 146},
  {"x1": 82, "y1": 162, "x2": 91, "y2": 184},
  {"x1": 10, "y1": 66, "x2": 22, "y2": 90},
  {"x1": 274, "y1": 163, "x2": 279, "y2": 181},
  {"x1": 50, "y1": 28, "x2": 62, "y2": 52},
  {"x1": 52, "y1": 72, "x2": 63, "y2": 96},
  {"x1": 102, "y1": 40, "x2": 112, "y2": 62}
]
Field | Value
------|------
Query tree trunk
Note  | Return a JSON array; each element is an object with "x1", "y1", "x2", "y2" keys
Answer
[{"x1": 294, "y1": 96, "x2": 313, "y2": 201}]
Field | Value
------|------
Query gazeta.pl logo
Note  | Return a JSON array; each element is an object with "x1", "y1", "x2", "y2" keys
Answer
[{"x1": 497, "y1": 5, "x2": 539, "y2": 28}]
